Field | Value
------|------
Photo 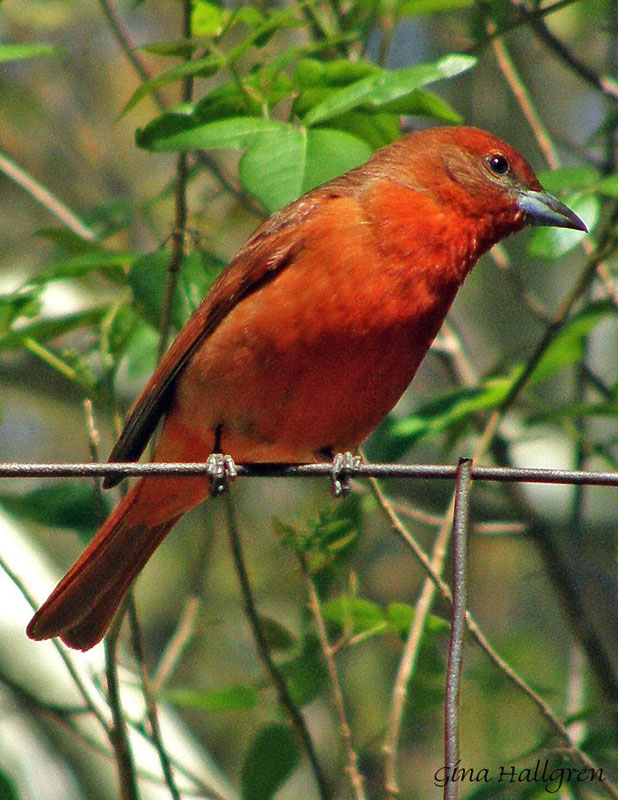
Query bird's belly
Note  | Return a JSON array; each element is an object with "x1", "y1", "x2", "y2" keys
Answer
[
  {"x1": 172, "y1": 311, "x2": 435, "y2": 463},
  {"x1": 170, "y1": 212, "x2": 457, "y2": 463}
]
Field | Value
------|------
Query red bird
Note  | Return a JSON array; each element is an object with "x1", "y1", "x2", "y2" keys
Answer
[{"x1": 27, "y1": 126, "x2": 586, "y2": 650}]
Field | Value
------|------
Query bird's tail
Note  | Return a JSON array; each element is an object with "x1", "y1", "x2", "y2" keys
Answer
[{"x1": 26, "y1": 469, "x2": 208, "y2": 651}]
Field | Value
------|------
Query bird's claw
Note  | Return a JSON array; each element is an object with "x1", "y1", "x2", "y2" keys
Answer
[
  {"x1": 330, "y1": 452, "x2": 361, "y2": 498},
  {"x1": 206, "y1": 454, "x2": 237, "y2": 497}
]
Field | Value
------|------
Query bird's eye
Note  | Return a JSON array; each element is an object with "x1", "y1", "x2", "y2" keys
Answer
[{"x1": 486, "y1": 153, "x2": 510, "y2": 176}]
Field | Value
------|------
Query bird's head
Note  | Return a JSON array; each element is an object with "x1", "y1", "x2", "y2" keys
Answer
[{"x1": 387, "y1": 126, "x2": 587, "y2": 238}]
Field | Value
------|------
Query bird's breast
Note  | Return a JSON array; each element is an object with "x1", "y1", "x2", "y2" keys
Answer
[{"x1": 171, "y1": 191, "x2": 471, "y2": 461}]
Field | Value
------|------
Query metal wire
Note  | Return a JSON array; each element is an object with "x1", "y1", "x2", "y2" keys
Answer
[{"x1": 0, "y1": 460, "x2": 617, "y2": 487}]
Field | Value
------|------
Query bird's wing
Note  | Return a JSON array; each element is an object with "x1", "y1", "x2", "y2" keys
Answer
[{"x1": 104, "y1": 192, "x2": 333, "y2": 486}]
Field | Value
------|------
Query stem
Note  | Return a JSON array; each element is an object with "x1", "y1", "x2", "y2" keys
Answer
[
  {"x1": 128, "y1": 599, "x2": 181, "y2": 800},
  {"x1": 223, "y1": 492, "x2": 331, "y2": 800},
  {"x1": 304, "y1": 569, "x2": 367, "y2": 800},
  {"x1": 0, "y1": 151, "x2": 96, "y2": 240},
  {"x1": 105, "y1": 625, "x2": 139, "y2": 800}
]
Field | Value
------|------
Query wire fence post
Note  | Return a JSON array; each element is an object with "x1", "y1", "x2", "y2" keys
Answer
[{"x1": 444, "y1": 458, "x2": 472, "y2": 800}]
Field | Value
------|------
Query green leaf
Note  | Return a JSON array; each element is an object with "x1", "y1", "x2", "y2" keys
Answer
[
  {"x1": 257, "y1": 616, "x2": 297, "y2": 651},
  {"x1": 596, "y1": 173, "x2": 618, "y2": 197},
  {"x1": 379, "y1": 302, "x2": 614, "y2": 457},
  {"x1": 0, "y1": 769, "x2": 19, "y2": 800},
  {"x1": 0, "y1": 483, "x2": 106, "y2": 537},
  {"x1": 239, "y1": 126, "x2": 372, "y2": 212},
  {"x1": 241, "y1": 724, "x2": 300, "y2": 800},
  {"x1": 386, "y1": 376, "x2": 514, "y2": 454},
  {"x1": 0, "y1": 287, "x2": 41, "y2": 334},
  {"x1": 527, "y1": 194, "x2": 598, "y2": 260},
  {"x1": 321, "y1": 595, "x2": 386, "y2": 636},
  {"x1": 530, "y1": 301, "x2": 614, "y2": 384},
  {"x1": 192, "y1": 0, "x2": 229, "y2": 36},
  {"x1": 122, "y1": 53, "x2": 224, "y2": 115},
  {"x1": 36, "y1": 228, "x2": 103, "y2": 254},
  {"x1": 279, "y1": 636, "x2": 328, "y2": 706},
  {"x1": 31, "y1": 251, "x2": 134, "y2": 285},
  {"x1": 0, "y1": 43, "x2": 58, "y2": 62},
  {"x1": 536, "y1": 167, "x2": 600, "y2": 194},
  {"x1": 303, "y1": 54, "x2": 475, "y2": 125},
  {"x1": 137, "y1": 115, "x2": 289, "y2": 153},
  {"x1": 386, "y1": 602, "x2": 450, "y2": 636},
  {"x1": 0, "y1": 307, "x2": 108, "y2": 353},
  {"x1": 399, "y1": 0, "x2": 474, "y2": 13},
  {"x1": 372, "y1": 87, "x2": 462, "y2": 121},
  {"x1": 166, "y1": 684, "x2": 258, "y2": 711},
  {"x1": 100, "y1": 303, "x2": 140, "y2": 363},
  {"x1": 293, "y1": 58, "x2": 380, "y2": 88},
  {"x1": 128, "y1": 249, "x2": 223, "y2": 329}
]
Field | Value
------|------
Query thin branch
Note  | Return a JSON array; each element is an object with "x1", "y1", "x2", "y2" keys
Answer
[
  {"x1": 469, "y1": 0, "x2": 584, "y2": 52},
  {"x1": 152, "y1": 596, "x2": 200, "y2": 692},
  {"x1": 223, "y1": 491, "x2": 331, "y2": 800},
  {"x1": 303, "y1": 567, "x2": 367, "y2": 800},
  {"x1": 105, "y1": 619, "x2": 139, "y2": 800},
  {"x1": 368, "y1": 478, "x2": 618, "y2": 800},
  {"x1": 511, "y1": 0, "x2": 618, "y2": 100},
  {"x1": 382, "y1": 484, "x2": 456, "y2": 799},
  {"x1": 128, "y1": 599, "x2": 181, "y2": 800},
  {"x1": 487, "y1": 17, "x2": 559, "y2": 168},
  {"x1": 96, "y1": 0, "x2": 167, "y2": 110},
  {"x1": 0, "y1": 151, "x2": 96, "y2": 239},
  {"x1": 157, "y1": 0, "x2": 193, "y2": 361},
  {"x1": 0, "y1": 555, "x2": 111, "y2": 732}
]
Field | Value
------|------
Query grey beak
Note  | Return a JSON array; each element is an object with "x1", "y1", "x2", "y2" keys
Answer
[{"x1": 517, "y1": 189, "x2": 588, "y2": 232}]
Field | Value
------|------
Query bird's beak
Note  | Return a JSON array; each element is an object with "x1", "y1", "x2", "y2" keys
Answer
[{"x1": 517, "y1": 189, "x2": 588, "y2": 232}]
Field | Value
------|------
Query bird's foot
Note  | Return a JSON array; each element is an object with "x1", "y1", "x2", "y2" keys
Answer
[
  {"x1": 329, "y1": 452, "x2": 361, "y2": 498},
  {"x1": 206, "y1": 453, "x2": 238, "y2": 497}
]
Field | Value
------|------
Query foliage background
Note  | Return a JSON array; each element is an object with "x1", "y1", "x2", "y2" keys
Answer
[{"x1": 0, "y1": 1, "x2": 616, "y2": 799}]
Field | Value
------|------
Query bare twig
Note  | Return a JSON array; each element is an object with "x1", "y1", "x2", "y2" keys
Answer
[
  {"x1": 368, "y1": 480, "x2": 618, "y2": 800},
  {"x1": 128, "y1": 599, "x2": 181, "y2": 800},
  {"x1": 104, "y1": 620, "x2": 139, "y2": 800},
  {"x1": 152, "y1": 596, "x2": 200, "y2": 692},
  {"x1": 303, "y1": 567, "x2": 367, "y2": 800},
  {"x1": 0, "y1": 151, "x2": 97, "y2": 240},
  {"x1": 223, "y1": 492, "x2": 331, "y2": 800},
  {"x1": 157, "y1": 0, "x2": 193, "y2": 361},
  {"x1": 511, "y1": 0, "x2": 618, "y2": 100},
  {"x1": 487, "y1": 18, "x2": 559, "y2": 168}
]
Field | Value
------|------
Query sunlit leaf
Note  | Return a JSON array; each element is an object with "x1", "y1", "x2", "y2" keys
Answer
[
  {"x1": 303, "y1": 54, "x2": 475, "y2": 125},
  {"x1": 399, "y1": 0, "x2": 474, "y2": 13},
  {"x1": 321, "y1": 595, "x2": 386, "y2": 635},
  {"x1": 122, "y1": 53, "x2": 224, "y2": 115},
  {"x1": 0, "y1": 307, "x2": 108, "y2": 353},
  {"x1": 527, "y1": 194, "x2": 598, "y2": 259},
  {"x1": 0, "y1": 43, "x2": 59, "y2": 62},
  {"x1": 536, "y1": 167, "x2": 600, "y2": 194},
  {"x1": 137, "y1": 115, "x2": 289, "y2": 153},
  {"x1": 530, "y1": 301, "x2": 614, "y2": 383},
  {"x1": 596, "y1": 173, "x2": 618, "y2": 197},
  {"x1": 239, "y1": 126, "x2": 372, "y2": 212},
  {"x1": 166, "y1": 685, "x2": 258, "y2": 711}
]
